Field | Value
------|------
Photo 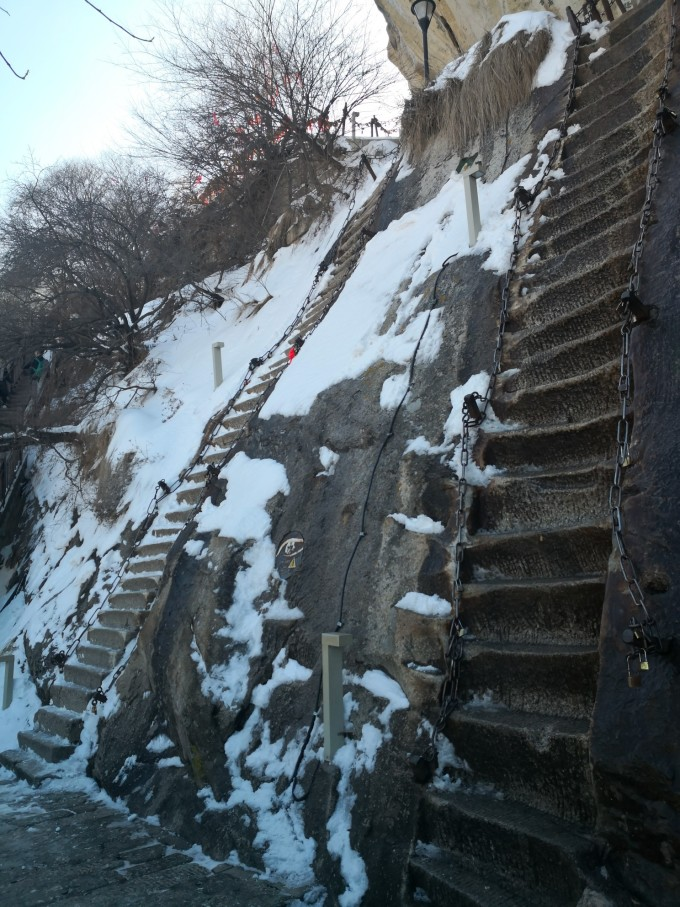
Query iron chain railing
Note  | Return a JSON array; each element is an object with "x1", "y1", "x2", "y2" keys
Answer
[
  {"x1": 615, "y1": 0, "x2": 676, "y2": 686},
  {"x1": 42, "y1": 154, "x2": 388, "y2": 700},
  {"x1": 417, "y1": 26, "x2": 583, "y2": 773}
]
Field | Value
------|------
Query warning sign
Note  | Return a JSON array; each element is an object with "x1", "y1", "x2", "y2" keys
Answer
[{"x1": 276, "y1": 531, "x2": 304, "y2": 579}]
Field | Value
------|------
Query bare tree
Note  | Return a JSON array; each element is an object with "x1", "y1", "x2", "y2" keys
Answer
[
  {"x1": 0, "y1": 156, "x2": 179, "y2": 377},
  {"x1": 132, "y1": 0, "x2": 396, "y2": 198}
]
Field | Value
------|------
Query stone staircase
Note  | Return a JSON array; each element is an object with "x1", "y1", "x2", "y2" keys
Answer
[
  {"x1": 0, "y1": 164, "x2": 392, "y2": 785},
  {"x1": 406, "y1": 0, "x2": 667, "y2": 903}
]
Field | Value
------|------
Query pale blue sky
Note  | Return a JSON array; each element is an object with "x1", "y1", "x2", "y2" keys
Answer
[
  {"x1": 0, "y1": 1, "x2": 402, "y2": 192},
  {"x1": 0, "y1": 0, "x2": 160, "y2": 184}
]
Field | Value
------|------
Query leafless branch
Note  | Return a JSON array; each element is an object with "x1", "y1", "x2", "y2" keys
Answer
[
  {"x1": 0, "y1": 47, "x2": 27, "y2": 79},
  {"x1": 82, "y1": 0, "x2": 154, "y2": 43}
]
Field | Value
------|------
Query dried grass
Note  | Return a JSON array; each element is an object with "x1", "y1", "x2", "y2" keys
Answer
[{"x1": 402, "y1": 28, "x2": 552, "y2": 156}]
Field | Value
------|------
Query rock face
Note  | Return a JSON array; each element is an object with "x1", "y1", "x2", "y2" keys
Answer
[
  {"x1": 374, "y1": 0, "x2": 574, "y2": 86},
  {"x1": 6, "y1": 1, "x2": 680, "y2": 905}
]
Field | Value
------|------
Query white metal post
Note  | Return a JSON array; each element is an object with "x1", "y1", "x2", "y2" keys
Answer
[
  {"x1": 212, "y1": 342, "x2": 225, "y2": 390},
  {"x1": 1, "y1": 654, "x2": 14, "y2": 710},
  {"x1": 351, "y1": 111, "x2": 360, "y2": 139},
  {"x1": 463, "y1": 171, "x2": 482, "y2": 247},
  {"x1": 322, "y1": 632, "x2": 352, "y2": 761}
]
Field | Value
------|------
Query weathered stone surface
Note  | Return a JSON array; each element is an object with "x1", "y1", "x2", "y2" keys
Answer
[
  {"x1": 0, "y1": 771, "x2": 294, "y2": 906},
  {"x1": 589, "y1": 46, "x2": 680, "y2": 907},
  {"x1": 373, "y1": 0, "x2": 575, "y2": 88}
]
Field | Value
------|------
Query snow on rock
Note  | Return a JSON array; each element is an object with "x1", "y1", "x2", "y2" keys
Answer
[
  {"x1": 260, "y1": 154, "x2": 529, "y2": 420},
  {"x1": 217, "y1": 648, "x2": 317, "y2": 887},
  {"x1": 395, "y1": 592, "x2": 451, "y2": 617},
  {"x1": 146, "y1": 734, "x2": 175, "y2": 754},
  {"x1": 380, "y1": 370, "x2": 410, "y2": 410},
  {"x1": 433, "y1": 12, "x2": 573, "y2": 91},
  {"x1": 326, "y1": 672, "x2": 409, "y2": 904},
  {"x1": 195, "y1": 452, "x2": 289, "y2": 542},
  {"x1": 389, "y1": 512, "x2": 445, "y2": 534},
  {"x1": 316, "y1": 445, "x2": 340, "y2": 477}
]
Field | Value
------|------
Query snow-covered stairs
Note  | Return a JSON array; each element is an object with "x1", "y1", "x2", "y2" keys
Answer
[
  {"x1": 1, "y1": 157, "x2": 393, "y2": 784},
  {"x1": 406, "y1": 1, "x2": 665, "y2": 903}
]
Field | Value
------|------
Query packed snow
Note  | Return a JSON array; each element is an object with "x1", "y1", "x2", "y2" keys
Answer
[
  {"x1": 433, "y1": 12, "x2": 575, "y2": 91},
  {"x1": 389, "y1": 513, "x2": 445, "y2": 534},
  {"x1": 395, "y1": 592, "x2": 451, "y2": 617},
  {"x1": 0, "y1": 10, "x2": 577, "y2": 893}
]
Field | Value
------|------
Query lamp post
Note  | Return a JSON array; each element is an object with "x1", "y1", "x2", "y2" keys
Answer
[{"x1": 411, "y1": 0, "x2": 436, "y2": 85}]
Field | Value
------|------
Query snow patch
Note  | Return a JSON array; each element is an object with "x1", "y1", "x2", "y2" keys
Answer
[
  {"x1": 389, "y1": 512, "x2": 444, "y2": 535},
  {"x1": 395, "y1": 592, "x2": 450, "y2": 618}
]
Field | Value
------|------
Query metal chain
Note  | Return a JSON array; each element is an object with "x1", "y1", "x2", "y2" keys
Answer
[
  {"x1": 91, "y1": 153, "x2": 397, "y2": 709},
  {"x1": 46, "y1": 157, "x2": 374, "y2": 691},
  {"x1": 615, "y1": 0, "x2": 676, "y2": 685},
  {"x1": 421, "y1": 29, "x2": 583, "y2": 768}
]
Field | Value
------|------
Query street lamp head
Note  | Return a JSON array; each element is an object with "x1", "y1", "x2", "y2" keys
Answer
[{"x1": 411, "y1": 0, "x2": 436, "y2": 30}]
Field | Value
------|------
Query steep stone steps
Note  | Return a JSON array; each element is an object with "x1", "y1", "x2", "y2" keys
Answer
[
  {"x1": 108, "y1": 590, "x2": 153, "y2": 610},
  {"x1": 446, "y1": 708, "x2": 595, "y2": 823},
  {"x1": 504, "y1": 288, "x2": 622, "y2": 363},
  {"x1": 501, "y1": 324, "x2": 621, "y2": 391},
  {"x1": 246, "y1": 376, "x2": 275, "y2": 395},
  {"x1": 97, "y1": 608, "x2": 148, "y2": 630},
  {"x1": 493, "y1": 359, "x2": 620, "y2": 427},
  {"x1": 63, "y1": 660, "x2": 109, "y2": 690},
  {"x1": 87, "y1": 623, "x2": 135, "y2": 649},
  {"x1": 477, "y1": 413, "x2": 618, "y2": 471},
  {"x1": 1, "y1": 155, "x2": 397, "y2": 786},
  {"x1": 569, "y1": 72, "x2": 662, "y2": 160},
  {"x1": 134, "y1": 541, "x2": 173, "y2": 558},
  {"x1": 573, "y1": 46, "x2": 667, "y2": 134},
  {"x1": 51, "y1": 681, "x2": 97, "y2": 713},
  {"x1": 512, "y1": 254, "x2": 629, "y2": 327},
  {"x1": 413, "y1": 790, "x2": 599, "y2": 907},
  {"x1": 461, "y1": 641, "x2": 598, "y2": 720},
  {"x1": 464, "y1": 524, "x2": 611, "y2": 581},
  {"x1": 520, "y1": 215, "x2": 639, "y2": 288},
  {"x1": 574, "y1": 0, "x2": 666, "y2": 89},
  {"x1": 574, "y1": 27, "x2": 666, "y2": 113},
  {"x1": 410, "y1": 1, "x2": 664, "y2": 900},
  {"x1": 460, "y1": 575, "x2": 605, "y2": 645},
  {"x1": 128, "y1": 556, "x2": 166, "y2": 574},
  {"x1": 76, "y1": 643, "x2": 123, "y2": 671},
  {"x1": 17, "y1": 730, "x2": 75, "y2": 764},
  {"x1": 34, "y1": 705, "x2": 84, "y2": 744},
  {"x1": 540, "y1": 148, "x2": 648, "y2": 222},
  {"x1": 176, "y1": 483, "x2": 204, "y2": 505},
  {"x1": 562, "y1": 103, "x2": 652, "y2": 173},
  {"x1": 408, "y1": 843, "x2": 533, "y2": 907},
  {"x1": 531, "y1": 185, "x2": 645, "y2": 255},
  {"x1": 209, "y1": 427, "x2": 243, "y2": 450},
  {"x1": 475, "y1": 464, "x2": 610, "y2": 532}
]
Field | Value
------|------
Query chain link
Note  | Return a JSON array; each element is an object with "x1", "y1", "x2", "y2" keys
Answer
[
  {"x1": 614, "y1": 0, "x2": 676, "y2": 684},
  {"x1": 91, "y1": 152, "x2": 401, "y2": 707},
  {"x1": 45, "y1": 154, "x2": 384, "y2": 697},
  {"x1": 424, "y1": 29, "x2": 583, "y2": 762}
]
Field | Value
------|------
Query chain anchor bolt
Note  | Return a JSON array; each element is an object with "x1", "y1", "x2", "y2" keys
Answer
[
  {"x1": 409, "y1": 747, "x2": 438, "y2": 784},
  {"x1": 657, "y1": 106, "x2": 678, "y2": 134},
  {"x1": 619, "y1": 289, "x2": 651, "y2": 324},
  {"x1": 463, "y1": 393, "x2": 483, "y2": 426}
]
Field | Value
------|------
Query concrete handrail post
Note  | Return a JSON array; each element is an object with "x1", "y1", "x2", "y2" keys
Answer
[
  {"x1": 322, "y1": 632, "x2": 352, "y2": 761},
  {"x1": 1, "y1": 653, "x2": 14, "y2": 710},
  {"x1": 463, "y1": 170, "x2": 483, "y2": 247},
  {"x1": 212, "y1": 342, "x2": 225, "y2": 390}
]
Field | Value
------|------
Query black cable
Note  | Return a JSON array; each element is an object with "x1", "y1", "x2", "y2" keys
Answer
[{"x1": 287, "y1": 252, "x2": 457, "y2": 800}]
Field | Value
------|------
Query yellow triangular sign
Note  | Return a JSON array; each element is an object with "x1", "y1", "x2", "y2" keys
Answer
[{"x1": 288, "y1": 558, "x2": 296, "y2": 569}]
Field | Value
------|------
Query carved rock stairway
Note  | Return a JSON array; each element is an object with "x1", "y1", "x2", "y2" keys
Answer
[
  {"x1": 407, "y1": 1, "x2": 666, "y2": 903},
  {"x1": 0, "y1": 164, "x2": 392, "y2": 785}
]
